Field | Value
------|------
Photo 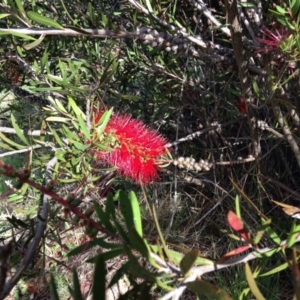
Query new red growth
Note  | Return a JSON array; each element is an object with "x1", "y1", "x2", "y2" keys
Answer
[
  {"x1": 93, "y1": 111, "x2": 168, "y2": 185},
  {"x1": 256, "y1": 26, "x2": 290, "y2": 54}
]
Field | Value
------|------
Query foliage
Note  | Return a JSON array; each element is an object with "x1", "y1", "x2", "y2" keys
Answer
[{"x1": 0, "y1": 0, "x2": 300, "y2": 299}]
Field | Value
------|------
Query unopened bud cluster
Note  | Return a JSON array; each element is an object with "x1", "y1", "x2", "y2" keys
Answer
[
  {"x1": 211, "y1": 121, "x2": 222, "y2": 133},
  {"x1": 256, "y1": 120, "x2": 269, "y2": 130},
  {"x1": 137, "y1": 27, "x2": 189, "y2": 54},
  {"x1": 173, "y1": 157, "x2": 212, "y2": 172}
]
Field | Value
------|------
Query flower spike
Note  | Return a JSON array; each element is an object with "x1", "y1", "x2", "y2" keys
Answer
[{"x1": 93, "y1": 111, "x2": 168, "y2": 185}]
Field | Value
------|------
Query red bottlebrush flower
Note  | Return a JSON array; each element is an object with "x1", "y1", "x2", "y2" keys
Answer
[
  {"x1": 236, "y1": 98, "x2": 258, "y2": 115},
  {"x1": 256, "y1": 26, "x2": 290, "y2": 54},
  {"x1": 236, "y1": 98, "x2": 247, "y2": 115},
  {"x1": 93, "y1": 111, "x2": 168, "y2": 185},
  {"x1": 12, "y1": 73, "x2": 20, "y2": 85}
]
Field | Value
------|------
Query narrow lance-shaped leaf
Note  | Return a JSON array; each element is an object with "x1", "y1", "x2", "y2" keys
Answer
[
  {"x1": 0, "y1": 30, "x2": 36, "y2": 40},
  {"x1": 129, "y1": 191, "x2": 143, "y2": 237},
  {"x1": 71, "y1": 268, "x2": 84, "y2": 300},
  {"x1": 119, "y1": 190, "x2": 136, "y2": 233},
  {"x1": 245, "y1": 262, "x2": 266, "y2": 300},
  {"x1": 11, "y1": 114, "x2": 30, "y2": 146},
  {"x1": 180, "y1": 249, "x2": 200, "y2": 275},
  {"x1": 287, "y1": 221, "x2": 300, "y2": 248},
  {"x1": 0, "y1": 131, "x2": 27, "y2": 149},
  {"x1": 23, "y1": 34, "x2": 45, "y2": 50},
  {"x1": 227, "y1": 210, "x2": 251, "y2": 242},
  {"x1": 253, "y1": 219, "x2": 272, "y2": 246},
  {"x1": 152, "y1": 205, "x2": 170, "y2": 261},
  {"x1": 0, "y1": 14, "x2": 10, "y2": 19},
  {"x1": 218, "y1": 245, "x2": 251, "y2": 264},
  {"x1": 87, "y1": 248, "x2": 124, "y2": 263},
  {"x1": 265, "y1": 226, "x2": 281, "y2": 245},
  {"x1": 49, "y1": 274, "x2": 60, "y2": 300},
  {"x1": 187, "y1": 279, "x2": 232, "y2": 300},
  {"x1": 94, "y1": 108, "x2": 113, "y2": 136},
  {"x1": 27, "y1": 11, "x2": 64, "y2": 29},
  {"x1": 93, "y1": 201, "x2": 115, "y2": 233},
  {"x1": 92, "y1": 256, "x2": 106, "y2": 300},
  {"x1": 259, "y1": 261, "x2": 289, "y2": 277}
]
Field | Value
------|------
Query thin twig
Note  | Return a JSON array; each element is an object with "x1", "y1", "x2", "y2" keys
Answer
[
  {"x1": 0, "y1": 126, "x2": 52, "y2": 136},
  {"x1": 165, "y1": 117, "x2": 246, "y2": 148},
  {"x1": 127, "y1": 0, "x2": 208, "y2": 48},
  {"x1": 189, "y1": 0, "x2": 231, "y2": 37},
  {"x1": 0, "y1": 145, "x2": 41, "y2": 158}
]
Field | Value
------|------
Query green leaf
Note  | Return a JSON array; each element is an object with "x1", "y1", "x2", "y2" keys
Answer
[
  {"x1": 27, "y1": 11, "x2": 64, "y2": 29},
  {"x1": 118, "y1": 282, "x2": 153, "y2": 300},
  {"x1": 100, "y1": 13, "x2": 109, "y2": 27},
  {"x1": 71, "y1": 141, "x2": 89, "y2": 151},
  {"x1": 32, "y1": 86, "x2": 63, "y2": 92},
  {"x1": 290, "y1": 0, "x2": 300, "y2": 16},
  {"x1": 0, "y1": 131, "x2": 27, "y2": 149},
  {"x1": 129, "y1": 191, "x2": 142, "y2": 237},
  {"x1": 50, "y1": 274, "x2": 61, "y2": 300},
  {"x1": 145, "y1": 0, "x2": 154, "y2": 13},
  {"x1": 108, "y1": 261, "x2": 131, "y2": 288},
  {"x1": 46, "y1": 116, "x2": 70, "y2": 123},
  {"x1": 119, "y1": 190, "x2": 138, "y2": 234},
  {"x1": 71, "y1": 269, "x2": 84, "y2": 300},
  {"x1": 108, "y1": 89, "x2": 140, "y2": 100},
  {"x1": 235, "y1": 194, "x2": 241, "y2": 218},
  {"x1": 41, "y1": 47, "x2": 49, "y2": 73},
  {"x1": 48, "y1": 125, "x2": 64, "y2": 147},
  {"x1": 245, "y1": 263, "x2": 266, "y2": 300},
  {"x1": 259, "y1": 261, "x2": 289, "y2": 277},
  {"x1": 68, "y1": 238, "x2": 121, "y2": 257},
  {"x1": 62, "y1": 125, "x2": 79, "y2": 140},
  {"x1": 50, "y1": 98, "x2": 68, "y2": 114},
  {"x1": 88, "y1": 2, "x2": 97, "y2": 23},
  {"x1": 11, "y1": 114, "x2": 29, "y2": 146},
  {"x1": 128, "y1": 228, "x2": 150, "y2": 257},
  {"x1": 180, "y1": 249, "x2": 200, "y2": 275},
  {"x1": 7, "y1": 215, "x2": 29, "y2": 229},
  {"x1": 68, "y1": 97, "x2": 86, "y2": 119},
  {"x1": 151, "y1": 246, "x2": 213, "y2": 267},
  {"x1": 253, "y1": 219, "x2": 272, "y2": 245},
  {"x1": 150, "y1": 245, "x2": 183, "y2": 265},
  {"x1": 0, "y1": 141, "x2": 13, "y2": 150},
  {"x1": 0, "y1": 30, "x2": 36, "y2": 40},
  {"x1": 15, "y1": 0, "x2": 25, "y2": 14},
  {"x1": 124, "y1": 246, "x2": 157, "y2": 281},
  {"x1": 58, "y1": 59, "x2": 67, "y2": 83},
  {"x1": 72, "y1": 112, "x2": 90, "y2": 140},
  {"x1": 93, "y1": 201, "x2": 115, "y2": 233},
  {"x1": 152, "y1": 205, "x2": 169, "y2": 260},
  {"x1": 287, "y1": 221, "x2": 300, "y2": 247},
  {"x1": 106, "y1": 192, "x2": 116, "y2": 219},
  {"x1": 254, "y1": 247, "x2": 280, "y2": 258},
  {"x1": 23, "y1": 34, "x2": 45, "y2": 50},
  {"x1": 114, "y1": 220, "x2": 131, "y2": 244},
  {"x1": 95, "y1": 108, "x2": 113, "y2": 136},
  {"x1": 0, "y1": 14, "x2": 10, "y2": 19},
  {"x1": 187, "y1": 279, "x2": 232, "y2": 299},
  {"x1": 275, "y1": 5, "x2": 287, "y2": 14},
  {"x1": 92, "y1": 256, "x2": 106, "y2": 300},
  {"x1": 265, "y1": 226, "x2": 281, "y2": 245},
  {"x1": 87, "y1": 248, "x2": 125, "y2": 263}
]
